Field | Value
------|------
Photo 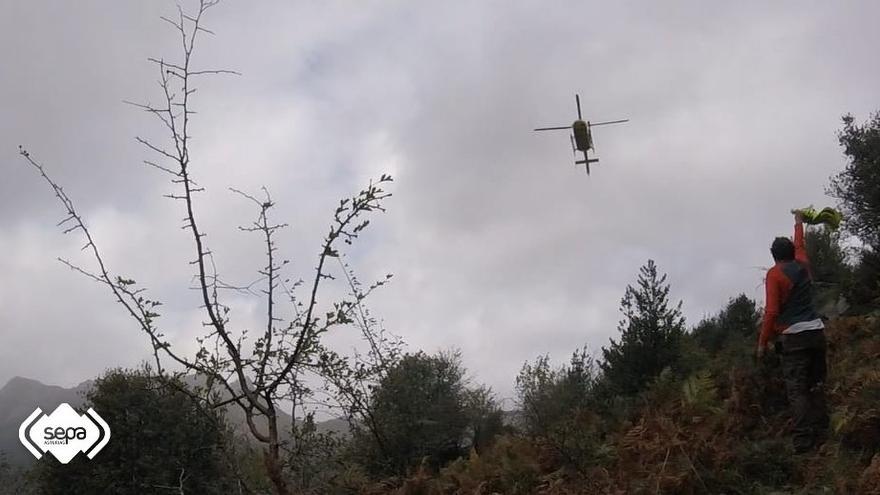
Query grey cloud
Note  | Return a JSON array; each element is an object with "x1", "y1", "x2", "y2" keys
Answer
[{"x1": 3, "y1": 1, "x2": 879, "y2": 401}]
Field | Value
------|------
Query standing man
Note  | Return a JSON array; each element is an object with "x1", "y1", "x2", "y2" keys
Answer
[{"x1": 757, "y1": 211, "x2": 829, "y2": 453}]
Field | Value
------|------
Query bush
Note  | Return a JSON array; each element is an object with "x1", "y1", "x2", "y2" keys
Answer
[
  {"x1": 843, "y1": 247, "x2": 880, "y2": 314},
  {"x1": 355, "y1": 351, "x2": 499, "y2": 476},
  {"x1": 805, "y1": 226, "x2": 850, "y2": 288},
  {"x1": 0, "y1": 452, "x2": 38, "y2": 494},
  {"x1": 515, "y1": 348, "x2": 610, "y2": 471},
  {"x1": 516, "y1": 347, "x2": 595, "y2": 437},
  {"x1": 35, "y1": 368, "x2": 237, "y2": 495}
]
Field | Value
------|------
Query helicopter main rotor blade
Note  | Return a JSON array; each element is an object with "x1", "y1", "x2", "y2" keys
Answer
[
  {"x1": 590, "y1": 119, "x2": 629, "y2": 127},
  {"x1": 575, "y1": 94, "x2": 582, "y2": 120},
  {"x1": 534, "y1": 126, "x2": 571, "y2": 131}
]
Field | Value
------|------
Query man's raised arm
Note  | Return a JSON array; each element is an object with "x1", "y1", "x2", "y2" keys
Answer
[{"x1": 794, "y1": 212, "x2": 808, "y2": 264}]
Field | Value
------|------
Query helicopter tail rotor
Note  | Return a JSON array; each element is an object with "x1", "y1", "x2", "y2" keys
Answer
[{"x1": 575, "y1": 154, "x2": 598, "y2": 175}]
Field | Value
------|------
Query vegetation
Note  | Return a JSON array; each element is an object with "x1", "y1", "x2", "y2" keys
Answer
[
  {"x1": 600, "y1": 260, "x2": 687, "y2": 397},
  {"x1": 0, "y1": 452, "x2": 37, "y2": 494},
  {"x1": 353, "y1": 351, "x2": 502, "y2": 477},
  {"x1": 829, "y1": 112, "x2": 880, "y2": 249},
  {"x1": 828, "y1": 111, "x2": 880, "y2": 312},
  {"x1": 516, "y1": 348, "x2": 608, "y2": 473},
  {"x1": 35, "y1": 369, "x2": 241, "y2": 495},
  {"x1": 357, "y1": 307, "x2": 880, "y2": 494},
  {"x1": 692, "y1": 294, "x2": 761, "y2": 355}
]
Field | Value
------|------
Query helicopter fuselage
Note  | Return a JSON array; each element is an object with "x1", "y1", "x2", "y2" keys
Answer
[{"x1": 572, "y1": 120, "x2": 592, "y2": 152}]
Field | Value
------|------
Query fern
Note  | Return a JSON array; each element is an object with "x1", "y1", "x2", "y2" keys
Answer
[
  {"x1": 831, "y1": 406, "x2": 853, "y2": 434},
  {"x1": 681, "y1": 370, "x2": 720, "y2": 414}
]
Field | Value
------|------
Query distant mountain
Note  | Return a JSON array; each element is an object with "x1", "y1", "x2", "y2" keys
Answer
[
  {"x1": 0, "y1": 376, "x2": 92, "y2": 465},
  {"x1": 0, "y1": 376, "x2": 350, "y2": 466}
]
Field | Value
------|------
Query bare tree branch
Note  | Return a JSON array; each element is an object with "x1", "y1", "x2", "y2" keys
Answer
[{"x1": 20, "y1": 2, "x2": 396, "y2": 493}]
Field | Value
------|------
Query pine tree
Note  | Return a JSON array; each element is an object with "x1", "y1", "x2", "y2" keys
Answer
[
  {"x1": 692, "y1": 294, "x2": 761, "y2": 354},
  {"x1": 600, "y1": 260, "x2": 686, "y2": 396}
]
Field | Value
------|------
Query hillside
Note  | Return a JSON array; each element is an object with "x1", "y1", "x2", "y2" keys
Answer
[{"x1": 369, "y1": 314, "x2": 880, "y2": 494}]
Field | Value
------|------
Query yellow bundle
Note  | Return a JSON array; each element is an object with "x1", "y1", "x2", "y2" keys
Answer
[{"x1": 791, "y1": 206, "x2": 843, "y2": 230}]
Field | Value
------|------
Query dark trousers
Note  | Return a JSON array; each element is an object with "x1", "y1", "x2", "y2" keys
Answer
[{"x1": 780, "y1": 330, "x2": 829, "y2": 452}]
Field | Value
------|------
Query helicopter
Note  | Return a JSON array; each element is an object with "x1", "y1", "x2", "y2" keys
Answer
[{"x1": 534, "y1": 94, "x2": 628, "y2": 174}]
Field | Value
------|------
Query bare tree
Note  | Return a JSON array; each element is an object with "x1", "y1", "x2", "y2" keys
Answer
[{"x1": 19, "y1": 2, "x2": 399, "y2": 494}]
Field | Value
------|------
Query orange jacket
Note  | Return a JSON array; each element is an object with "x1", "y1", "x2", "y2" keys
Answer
[{"x1": 758, "y1": 222, "x2": 813, "y2": 348}]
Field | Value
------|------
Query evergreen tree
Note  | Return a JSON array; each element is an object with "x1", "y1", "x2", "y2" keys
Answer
[
  {"x1": 600, "y1": 260, "x2": 686, "y2": 396},
  {"x1": 692, "y1": 294, "x2": 760, "y2": 354}
]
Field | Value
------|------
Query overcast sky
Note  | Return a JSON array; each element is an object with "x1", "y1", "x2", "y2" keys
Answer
[{"x1": 2, "y1": 1, "x2": 878, "y2": 405}]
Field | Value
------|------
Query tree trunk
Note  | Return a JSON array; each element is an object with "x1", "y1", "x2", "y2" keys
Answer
[
  {"x1": 263, "y1": 408, "x2": 290, "y2": 495},
  {"x1": 264, "y1": 448, "x2": 289, "y2": 495}
]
